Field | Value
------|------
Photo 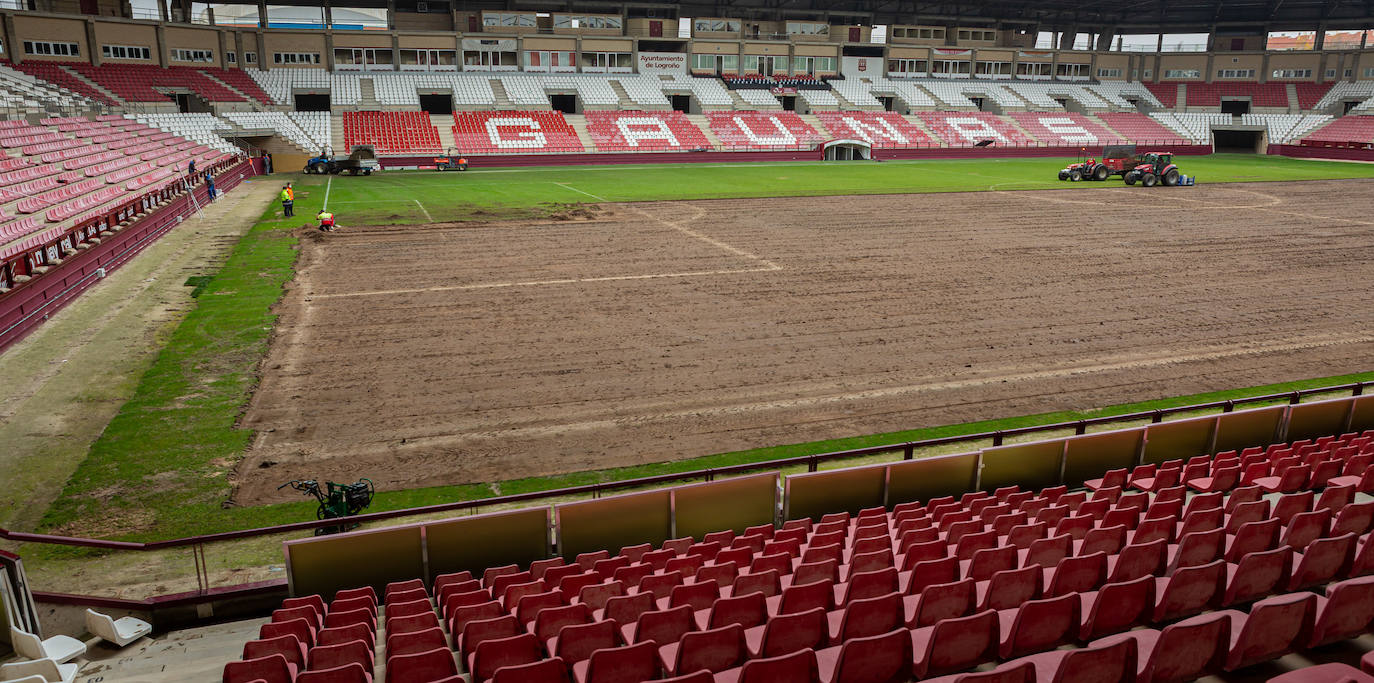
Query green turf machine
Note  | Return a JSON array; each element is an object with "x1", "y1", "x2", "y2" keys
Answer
[{"x1": 279, "y1": 478, "x2": 376, "y2": 535}]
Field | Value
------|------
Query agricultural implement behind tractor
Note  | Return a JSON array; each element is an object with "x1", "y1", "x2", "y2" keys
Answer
[{"x1": 279, "y1": 478, "x2": 376, "y2": 535}]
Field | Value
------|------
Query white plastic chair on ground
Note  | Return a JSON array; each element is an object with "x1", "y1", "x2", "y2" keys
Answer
[
  {"x1": 8, "y1": 627, "x2": 85, "y2": 664},
  {"x1": 0, "y1": 657, "x2": 78, "y2": 683},
  {"x1": 84, "y1": 609, "x2": 152, "y2": 647}
]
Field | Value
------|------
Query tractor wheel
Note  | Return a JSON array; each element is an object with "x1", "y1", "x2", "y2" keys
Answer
[
  {"x1": 1059, "y1": 171, "x2": 1068, "y2": 181},
  {"x1": 308, "y1": 162, "x2": 326, "y2": 174},
  {"x1": 436, "y1": 163, "x2": 448, "y2": 171},
  {"x1": 1094, "y1": 166, "x2": 1109, "y2": 181},
  {"x1": 363, "y1": 169, "x2": 372, "y2": 176},
  {"x1": 457, "y1": 162, "x2": 468, "y2": 171},
  {"x1": 1142, "y1": 173, "x2": 1158, "y2": 187},
  {"x1": 348, "y1": 168, "x2": 359, "y2": 175},
  {"x1": 1163, "y1": 169, "x2": 1180, "y2": 186},
  {"x1": 1070, "y1": 170, "x2": 1082, "y2": 181},
  {"x1": 1124, "y1": 174, "x2": 1136, "y2": 186}
]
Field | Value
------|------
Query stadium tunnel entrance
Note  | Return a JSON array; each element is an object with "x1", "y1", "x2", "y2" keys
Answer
[
  {"x1": 822, "y1": 139, "x2": 871, "y2": 160},
  {"x1": 1213, "y1": 127, "x2": 1265, "y2": 153},
  {"x1": 420, "y1": 93, "x2": 453, "y2": 115},
  {"x1": 295, "y1": 94, "x2": 331, "y2": 111}
]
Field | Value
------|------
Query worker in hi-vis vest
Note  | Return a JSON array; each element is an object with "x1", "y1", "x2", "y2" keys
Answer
[
  {"x1": 280, "y1": 184, "x2": 294, "y2": 217},
  {"x1": 317, "y1": 210, "x2": 336, "y2": 232}
]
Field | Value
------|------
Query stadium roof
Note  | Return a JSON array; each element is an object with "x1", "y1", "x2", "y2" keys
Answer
[{"x1": 210, "y1": 0, "x2": 1374, "y2": 32}]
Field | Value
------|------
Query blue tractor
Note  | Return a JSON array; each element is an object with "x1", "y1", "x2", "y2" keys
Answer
[{"x1": 305, "y1": 146, "x2": 381, "y2": 176}]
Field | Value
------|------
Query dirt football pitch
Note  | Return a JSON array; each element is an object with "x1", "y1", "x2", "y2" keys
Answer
[{"x1": 235, "y1": 180, "x2": 1374, "y2": 504}]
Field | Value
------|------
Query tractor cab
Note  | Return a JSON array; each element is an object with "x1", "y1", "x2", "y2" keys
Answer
[
  {"x1": 1059, "y1": 145, "x2": 1135, "y2": 181},
  {"x1": 1124, "y1": 151, "x2": 1182, "y2": 187}
]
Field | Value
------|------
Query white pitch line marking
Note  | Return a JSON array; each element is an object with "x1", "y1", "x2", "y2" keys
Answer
[
  {"x1": 414, "y1": 199, "x2": 433, "y2": 221},
  {"x1": 554, "y1": 182, "x2": 608, "y2": 201},
  {"x1": 321, "y1": 175, "x2": 333, "y2": 212},
  {"x1": 310, "y1": 265, "x2": 781, "y2": 299}
]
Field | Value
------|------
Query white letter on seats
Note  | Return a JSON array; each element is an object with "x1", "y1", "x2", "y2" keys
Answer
[
  {"x1": 945, "y1": 117, "x2": 1009, "y2": 144},
  {"x1": 486, "y1": 117, "x2": 546, "y2": 149},
  {"x1": 734, "y1": 116, "x2": 796, "y2": 146},
  {"x1": 1038, "y1": 116, "x2": 1097, "y2": 144},
  {"x1": 618, "y1": 117, "x2": 680, "y2": 147},
  {"x1": 841, "y1": 116, "x2": 908, "y2": 145}
]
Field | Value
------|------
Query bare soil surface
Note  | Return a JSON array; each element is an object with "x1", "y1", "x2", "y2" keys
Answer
[
  {"x1": 236, "y1": 181, "x2": 1374, "y2": 504},
  {"x1": 0, "y1": 179, "x2": 280, "y2": 531}
]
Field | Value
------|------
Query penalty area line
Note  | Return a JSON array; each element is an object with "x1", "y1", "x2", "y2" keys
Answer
[
  {"x1": 414, "y1": 200, "x2": 433, "y2": 221},
  {"x1": 554, "y1": 182, "x2": 608, "y2": 201}
]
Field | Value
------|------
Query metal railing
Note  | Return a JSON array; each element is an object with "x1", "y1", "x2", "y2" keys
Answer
[{"x1": 0, "y1": 380, "x2": 1366, "y2": 604}]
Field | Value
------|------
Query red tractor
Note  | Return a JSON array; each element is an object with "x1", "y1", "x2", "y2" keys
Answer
[
  {"x1": 1122, "y1": 151, "x2": 1183, "y2": 187},
  {"x1": 1058, "y1": 145, "x2": 1137, "y2": 182}
]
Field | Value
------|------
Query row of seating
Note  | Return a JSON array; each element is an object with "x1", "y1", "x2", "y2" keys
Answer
[
  {"x1": 223, "y1": 431, "x2": 1374, "y2": 683},
  {"x1": 342, "y1": 111, "x2": 443, "y2": 154}
]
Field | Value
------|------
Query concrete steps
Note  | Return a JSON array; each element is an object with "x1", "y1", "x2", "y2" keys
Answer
[
  {"x1": 798, "y1": 113, "x2": 831, "y2": 138},
  {"x1": 431, "y1": 113, "x2": 456, "y2": 151},
  {"x1": 357, "y1": 78, "x2": 380, "y2": 109},
  {"x1": 58, "y1": 66, "x2": 124, "y2": 106},
  {"x1": 564, "y1": 114, "x2": 596, "y2": 151},
  {"x1": 685, "y1": 114, "x2": 723, "y2": 147},
  {"x1": 1285, "y1": 83, "x2": 1300, "y2": 112},
  {"x1": 489, "y1": 78, "x2": 513, "y2": 109},
  {"x1": 330, "y1": 113, "x2": 346, "y2": 153}
]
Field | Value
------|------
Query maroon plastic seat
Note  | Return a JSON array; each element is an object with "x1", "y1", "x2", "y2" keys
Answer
[
  {"x1": 1217, "y1": 591, "x2": 1316, "y2": 671},
  {"x1": 309, "y1": 638, "x2": 373, "y2": 673},
  {"x1": 1333, "y1": 501, "x2": 1374, "y2": 537},
  {"x1": 385, "y1": 626, "x2": 446, "y2": 658},
  {"x1": 696, "y1": 590, "x2": 767, "y2": 631},
  {"x1": 1309, "y1": 575, "x2": 1374, "y2": 647},
  {"x1": 597, "y1": 591, "x2": 655, "y2": 625},
  {"x1": 1166, "y1": 528, "x2": 1224, "y2": 572},
  {"x1": 727, "y1": 570, "x2": 781, "y2": 600},
  {"x1": 696, "y1": 562, "x2": 739, "y2": 590},
  {"x1": 281, "y1": 595, "x2": 326, "y2": 620},
  {"x1": 744, "y1": 606, "x2": 826, "y2": 658},
  {"x1": 1223, "y1": 546, "x2": 1291, "y2": 606},
  {"x1": 1289, "y1": 532, "x2": 1357, "y2": 590},
  {"x1": 317, "y1": 623, "x2": 373, "y2": 652},
  {"x1": 1044, "y1": 551, "x2": 1107, "y2": 597},
  {"x1": 1020, "y1": 534, "x2": 1071, "y2": 570},
  {"x1": 386, "y1": 611, "x2": 439, "y2": 636},
  {"x1": 572, "y1": 641, "x2": 658, "y2": 683},
  {"x1": 826, "y1": 591, "x2": 902, "y2": 643},
  {"x1": 1009, "y1": 637, "x2": 1136, "y2": 683},
  {"x1": 966, "y1": 546, "x2": 1017, "y2": 582},
  {"x1": 259, "y1": 618, "x2": 316, "y2": 649},
  {"x1": 470, "y1": 633, "x2": 541, "y2": 683},
  {"x1": 447, "y1": 600, "x2": 503, "y2": 636},
  {"x1": 298, "y1": 662, "x2": 371, "y2": 683},
  {"x1": 910, "y1": 610, "x2": 998, "y2": 679},
  {"x1": 335, "y1": 586, "x2": 378, "y2": 606},
  {"x1": 1094, "y1": 610, "x2": 1229, "y2": 683},
  {"x1": 1273, "y1": 492, "x2": 1314, "y2": 527},
  {"x1": 458, "y1": 615, "x2": 521, "y2": 662},
  {"x1": 325, "y1": 608, "x2": 375, "y2": 632},
  {"x1": 273, "y1": 605, "x2": 322, "y2": 629},
  {"x1": 920, "y1": 661, "x2": 1034, "y2": 683},
  {"x1": 658, "y1": 623, "x2": 746, "y2": 676},
  {"x1": 1085, "y1": 468, "x2": 1128, "y2": 492},
  {"x1": 1108, "y1": 539, "x2": 1167, "y2": 583},
  {"x1": 576, "y1": 581, "x2": 625, "y2": 612},
  {"x1": 997, "y1": 593, "x2": 1079, "y2": 659},
  {"x1": 528, "y1": 559, "x2": 564, "y2": 581},
  {"x1": 818, "y1": 628, "x2": 912, "y2": 683},
  {"x1": 510, "y1": 589, "x2": 561, "y2": 626},
  {"x1": 621, "y1": 604, "x2": 695, "y2": 645},
  {"x1": 833, "y1": 567, "x2": 899, "y2": 606},
  {"x1": 548, "y1": 619, "x2": 619, "y2": 664},
  {"x1": 1079, "y1": 575, "x2": 1154, "y2": 641},
  {"x1": 1268, "y1": 662, "x2": 1374, "y2": 683},
  {"x1": 906, "y1": 578, "x2": 976, "y2": 628},
  {"x1": 611, "y1": 565, "x2": 652, "y2": 589},
  {"x1": 975, "y1": 566, "x2": 1042, "y2": 612},
  {"x1": 1076, "y1": 524, "x2": 1127, "y2": 557},
  {"x1": 1152, "y1": 559, "x2": 1225, "y2": 622},
  {"x1": 638, "y1": 572, "x2": 685, "y2": 602},
  {"x1": 242, "y1": 634, "x2": 306, "y2": 670},
  {"x1": 662, "y1": 581, "x2": 722, "y2": 612},
  {"x1": 767, "y1": 579, "x2": 836, "y2": 617},
  {"x1": 1254, "y1": 462, "x2": 1311, "y2": 493},
  {"x1": 223, "y1": 653, "x2": 297, "y2": 683},
  {"x1": 384, "y1": 647, "x2": 457, "y2": 683},
  {"x1": 714, "y1": 649, "x2": 820, "y2": 683},
  {"x1": 491, "y1": 657, "x2": 569, "y2": 683},
  {"x1": 532, "y1": 603, "x2": 592, "y2": 642},
  {"x1": 384, "y1": 598, "x2": 432, "y2": 622},
  {"x1": 1224, "y1": 518, "x2": 1279, "y2": 563}
]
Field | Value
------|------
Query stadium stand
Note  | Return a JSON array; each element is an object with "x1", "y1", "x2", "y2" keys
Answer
[
  {"x1": 917, "y1": 112, "x2": 1038, "y2": 145},
  {"x1": 1241, "y1": 113, "x2": 1333, "y2": 144},
  {"x1": 223, "y1": 111, "x2": 331, "y2": 153},
  {"x1": 199, "y1": 67, "x2": 276, "y2": 105},
  {"x1": 813, "y1": 111, "x2": 935, "y2": 147},
  {"x1": 343, "y1": 111, "x2": 442, "y2": 154},
  {"x1": 1185, "y1": 82, "x2": 1289, "y2": 108},
  {"x1": 1293, "y1": 82, "x2": 1335, "y2": 110},
  {"x1": 1005, "y1": 83, "x2": 1111, "y2": 111},
  {"x1": 453, "y1": 111, "x2": 584, "y2": 153},
  {"x1": 1143, "y1": 82, "x2": 1180, "y2": 109},
  {"x1": 2, "y1": 60, "x2": 119, "y2": 106},
  {"x1": 1009, "y1": 113, "x2": 1125, "y2": 146},
  {"x1": 1150, "y1": 112, "x2": 1231, "y2": 143},
  {"x1": 1300, "y1": 115, "x2": 1374, "y2": 145},
  {"x1": 704, "y1": 111, "x2": 825, "y2": 150},
  {"x1": 1086, "y1": 81, "x2": 1164, "y2": 109},
  {"x1": 867, "y1": 79, "x2": 938, "y2": 110},
  {"x1": 128, "y1": 113, "x2": 242, "y2": 155},
  {"x1": 67, "y1": 63, "x2": 246, "y2": 103},
  {"x1": 661, "y1": 75, "x2": 735, "y2": 107},
  {"x1": 583, "y1": 111, "x2": 712, "y2": 151},
  {"x1": 218, "y1": 429, "x2": 1374, "y2": 683},
  {"x1": 1094, "y1": 112, "x2": 1192, "y2": 146},
  {"x1": 830, "y1": 79, "x2": 885, "y2": 108},
  {"x1": 1315, "y1": 81, "x2": 1374, "y2": 110}
]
